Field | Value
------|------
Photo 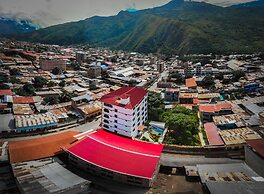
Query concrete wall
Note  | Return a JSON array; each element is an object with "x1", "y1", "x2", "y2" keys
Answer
[
  {"x1": 68, "y1": 154, "x2": 152, "y2": 187},
  {"x1": 245, "y1": 145, "x2": 264, "y2": 177}
]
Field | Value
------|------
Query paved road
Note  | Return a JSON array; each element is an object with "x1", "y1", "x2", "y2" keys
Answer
[
  {"x1": 160, "y1": 153, "x2": 242, "y2": 167},
  {"x1": 73, "y1": 118, "x2": 101, "y2": 132}
]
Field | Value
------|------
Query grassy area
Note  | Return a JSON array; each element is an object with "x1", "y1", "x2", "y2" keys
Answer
[{"x1": 201, "y1": 127, "x2": 209, "y2": 145}]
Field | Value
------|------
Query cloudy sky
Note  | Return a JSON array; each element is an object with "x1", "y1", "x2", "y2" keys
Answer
[{"x1": 0, "y1": 0, "x2": 254, "y2": 27}]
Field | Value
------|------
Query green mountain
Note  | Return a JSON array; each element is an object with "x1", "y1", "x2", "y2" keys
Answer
[{"x1": 18, "y1": 0, "x2": 264, "y2": 54}]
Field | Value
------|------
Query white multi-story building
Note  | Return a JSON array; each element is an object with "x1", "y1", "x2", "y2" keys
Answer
[{"x1": 100, "y1": 87, "x2": 148, "y2": 138}]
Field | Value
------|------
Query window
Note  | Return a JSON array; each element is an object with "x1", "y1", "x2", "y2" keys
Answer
[
  {"x1": 104, "y1": 108, "x2": 109, "y2": 113},
  {"x1": 103, "y1": 124, "x2": 109, "y2": 129},
  {"x1": 103, "y1": 119, "x2": 109, "y2": 124},
  {"x1": 104, "y1": 103, "x2": 113, "y2": 108}
]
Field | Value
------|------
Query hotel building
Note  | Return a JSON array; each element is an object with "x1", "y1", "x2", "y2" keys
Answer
[{"x1": 100, "y1": 87, "x2": 148, "y2": 138}]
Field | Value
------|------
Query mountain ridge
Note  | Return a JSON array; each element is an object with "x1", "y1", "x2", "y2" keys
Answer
[{"x1": 10, "y1": 0, "x2": 264, "y2": 54}]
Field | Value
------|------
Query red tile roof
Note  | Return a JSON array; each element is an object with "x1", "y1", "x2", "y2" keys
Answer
[
  {"x1": 67, "y1": 129, "x2": 164, "y2": 179},
  {"x1": 9, "y1": 131, "x2": 79, "y2": 163},
  {"x1": 199, "y1": 103, "x2": 232, "y2": 113},
  {"x1": 204, "y1": 122, "x2": 224, "y2": 146},
  {"x1": 185, "y1": 78, "x2": 197, "y2": 88},
  {"x1": 13, "y1": 96, "x2": 34, "y2": 104},
  {"x1": 0, "y1": 89, "x2": 13, "y2": 96},
  {"x1": 100, "y1": 87, "x2": 148, "y2": 109},
  {"x1": 246, "y1": 138, "x2": 264, "y2": 158}
]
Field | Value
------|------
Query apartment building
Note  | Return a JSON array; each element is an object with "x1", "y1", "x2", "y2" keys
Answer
[{"x1": 100, "y1": 87, "x2": 148, "y2": 138}]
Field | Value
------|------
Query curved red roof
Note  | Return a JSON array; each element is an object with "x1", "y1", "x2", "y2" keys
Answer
[
  {"x1": 67, "y1": 129, "x2": 164, "y2": 179},
  {"x1": 100, "y1": 87, "x2": 147, "y2": 109}
]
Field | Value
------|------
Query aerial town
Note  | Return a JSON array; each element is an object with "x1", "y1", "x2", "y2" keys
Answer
[{"x1": 0, "y1": 39, "x2": 264, "y2": 194}]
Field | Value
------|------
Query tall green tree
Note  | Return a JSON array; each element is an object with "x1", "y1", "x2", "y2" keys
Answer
[
  {"x1": 148, "y1": 91, "x2": 165, "y2": 121},
  {"x1": 161, "y1": 106, "x2": 199, "y2": 145},
  {"x1": 33, "y1": 76, "x2": 48, "y2": 88}
]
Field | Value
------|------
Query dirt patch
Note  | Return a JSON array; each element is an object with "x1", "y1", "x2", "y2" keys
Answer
[{"x1": 148, "y1": 173, "x2": 205, "y2": 194}]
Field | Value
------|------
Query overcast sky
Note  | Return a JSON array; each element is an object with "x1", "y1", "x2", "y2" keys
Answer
[{"x1": 0, "y1": 0, "x2": 254, "y2": 27}]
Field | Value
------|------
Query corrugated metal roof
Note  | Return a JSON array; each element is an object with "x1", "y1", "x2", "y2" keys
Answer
[{"x1": 9, "y1": 131, "x2": 79, "y2": 163}]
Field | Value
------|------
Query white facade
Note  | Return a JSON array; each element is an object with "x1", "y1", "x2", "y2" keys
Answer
[{"x1": 101, "y1": 94, "x2": 148, "y2": 138}]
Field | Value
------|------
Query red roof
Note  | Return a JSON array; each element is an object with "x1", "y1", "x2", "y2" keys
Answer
[
  {"x1": 204, "y1": 122, "x2": 224, "y2": 146},
  {"x1": 199, "y1": 103, "x2": 232, "y2": 113},
  {"x1": 185, "y1": 78, "x2": 197, "y2": 88},
  {"x1": 246, "y1": 138, "x2": 264, "y2": 158},
  {"x1": 9, "y1": 131, "x2": 79, "y2": 163},
  {"x1": 193, "y1": 98, "x2": 199, "y2": 105},
  {"x1": 13, "y1": 96, "x2": 34, "y2": 104},
  {"x1": 67, "y1": 129, "x2": 164, "y2": 179},
  {"x1": 0, "y1": 89, "x2": 13, "y2": 96},
  {"x1": 100, "y1": 87, "x2": 148, "y2": 109}
]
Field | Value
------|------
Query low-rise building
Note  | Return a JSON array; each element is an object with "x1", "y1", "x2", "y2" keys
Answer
[
  {"x1": 66, "y1": 129, "x2": 164, "y2": 187},
  {"x1": 199, "y1": 103, "x2": 233, "y2": 122},
  {"x1": 245, "y1": 138, "x2": 264, "y2": 177},
  {"x1": 40, "y1": 57, "x2": 66, "y2": 71},
  {"x1": 14, "y1": 112, "x2": 58, "y2": 132},
  {"x1": 219, "y1": 127, "x2": 261, "y2": 148}
]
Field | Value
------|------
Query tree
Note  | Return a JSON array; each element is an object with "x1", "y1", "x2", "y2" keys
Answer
[
  {"x1": 10, "y1": 68, "x2": 20, "y2": 76},
  {"x1": 215, "y1": 73, "x2": 224, "y2": 80},
  {"x1": 185, "y1": 73, "x2": 193, "y2": 79},
  {"x1": 232, "y1": 70, "x2": 245, "y2": 82},
  {"x1": 43, "y1": 96, "x2": 59, "y2": 105},
  {"x1": 52, "y1": 67, "x2": 63, "y2": 75},
  {"x1": 101, "y1": 70, "x2": 109, "y2": 79},
  {"x1": 10, "y1": 77, "x2": 21, "y2": 84},
  {"x1": 59, "y1": 80, "x2": 66, "y2": 87},
  {"x1": 47, "y1": 81, "x2": 56, "y2": 87},
  {"x1": 0, "y1": 75, "x2": 8, "y2": 83},
  {"x1": 169, "y1": 71, "x2": 184, "y2": 84},
  {"x1": 201, "y1": 75, "x2": 214, "y2": 88},
  {"x1": 59, "y1": 91, "x2": 76, "y2": 103},
  {"x1": 0, "y1": 83, "x2": 10, "y2": 89},
  {"x1": 15, "y1": 84, "x2": 35, "y2": 96},
  {"x1": 148, "y1": 91, "x2": 165, "y2": 121},
  {"x1": 161, "y1": 106, "x2": 199, "y2": 145},
  {"x1": 33, "y1": 76, "x2": 48, "y2": 88},
  {"x1": 89, "y1": 85, "x2": 97, "y2": 90},
  {"x1": 222, "y1": 79, "x2": 231, "y2": 84}
]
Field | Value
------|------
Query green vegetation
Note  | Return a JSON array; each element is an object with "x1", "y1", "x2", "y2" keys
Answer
[
  {"x1": 15, "y1": 83, "x2": 35, "y2": 96},
  {"x1": 0, "y1": 83, "x2": 10, "y2": 89},
  {"x1": 43, "y1": 96, "x2": 59, "y2": 105},
  {"x1": 148, "y1": 91, "x2": 165, "y2": 121},
  {"x1": 232, "y1": 70, "x2": 245, "y2": 82},
  {"x1": 149, "y1": 132, "x2": 161, "y2": 142},
  {"x1": 161, "y1": 106, "x2": 200, "y2": 146},
  {"x1": 89, "y1": 85, "x2": 98, "y2": 90},
  {"x1": 33, "y1": 76, "x2": 48, "y2": 88},
  {"x1": 201, "y1": 127, "x2": 209, "y2": 145},
  {"x1": 18, "y1": 0, "x2": 264, "y2": 55},
  {"x1": 201, "y1": 75, "x2": 214, "y2": 88},
  {"x1": 0, "y1": 75, "x2": 8, "y2": 83},
  {"x1": 52, "y1": 67, "x2": 63, "y2": 75},
  {"x1": 168, "y1": 71, "x2": 184, "y2": 84},
  {"x1": 10, "y1": 68, "x2": 20, "y2": 76},
  {"x1": 59, "y1": 80, "x2": 66, "y2": 87}
]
